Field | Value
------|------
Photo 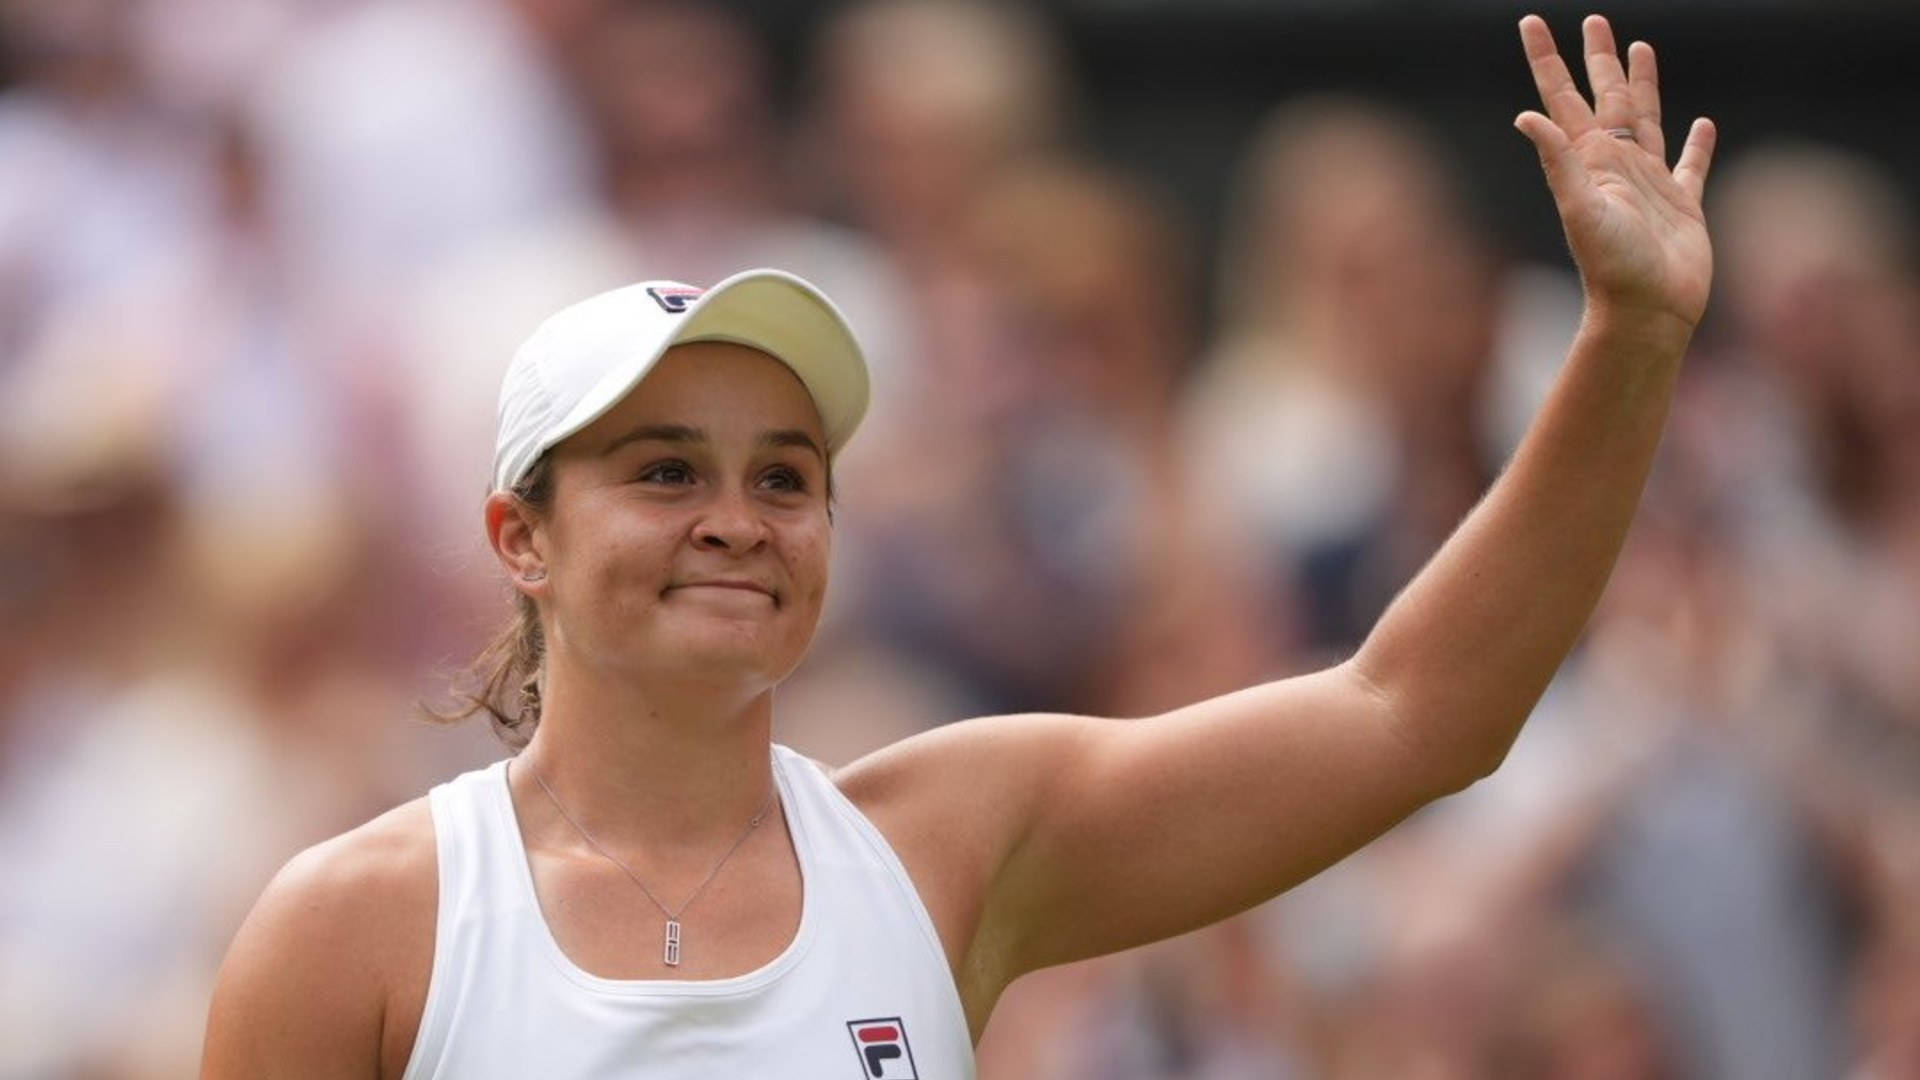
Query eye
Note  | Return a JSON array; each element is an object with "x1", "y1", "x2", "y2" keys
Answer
[
  {"x1": 758, "y1": 465, "x2": 809, "y2": 494},
  {"x1": 637, "y1": 459, "x2": 695, "y2": 485}
]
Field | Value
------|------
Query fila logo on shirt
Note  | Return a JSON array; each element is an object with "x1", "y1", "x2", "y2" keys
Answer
[
  {"x1": 845, "y1": 1017, "x2": 918, "y2": 1079},
  {"x1": 646, "y1": 285, "x2": 704, "y2": 313}
]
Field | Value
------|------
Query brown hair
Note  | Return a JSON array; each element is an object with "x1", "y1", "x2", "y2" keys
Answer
[{"x1": 428, "y1": 455, "x2": 556, "y2": 748}]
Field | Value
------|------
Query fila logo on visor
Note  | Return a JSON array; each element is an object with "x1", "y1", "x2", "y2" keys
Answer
[
  {"x1": 845, "y1": 1017, "x2": 918, "y2": 1079},
  {"x1": 647, "y1": 285, "x2": 704, "y2": 313}
]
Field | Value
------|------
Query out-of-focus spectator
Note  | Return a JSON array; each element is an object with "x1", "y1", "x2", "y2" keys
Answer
[
  {"x1": 126, "y1": 0, "x2": 308, "y2": 116},
  {"x1": 1587, "y1": 139, "x2": 1920, "y2": 1080},
  {"x1": 1851, "y1": 923, "x2": 1920, "y2": 1080},
  {"x1": 1625, "y1": 151, "x2": 1920, "y2": 1080},
  {"x1": 237, "y1": 0, "x2": 607, "y2": 646},
  {"x1": 0, "y1": 492, "x2": 468, "y2": 1074},
  {"x1": 0, "y1": 106, "x2": 429, "y2": 665},
  {"x1": 246, "y1": 0, "x2": 598, "y2": 309},
  {"x1": 806, "y1": 0, "x2": 1070, "y2": 266},
  {"x1": 0, "y1": 0, "x2": 213, "y2": 362},
  {"x1": 1504, "y1": 503, "x2": 1863, "y2": 1080},
  {"x1": 1714, "y1": 142, "x2": 1920, "y2": 541},
  {"x1": 802, "y1": 0, "x2": 1072, "y2": 476},
  {"x1": 965, "y1": 158, "x2": 1275, "y2": 716},
  {"x1": 1073, "y1": 920, "x2": 1312, "y2": 1080},
  {"x1": 1697, "y1": 142, "x2": 1920, "y2": 750},
  {"x1": 0, "y1": 91, "x2": 493, "y2": 1072},
  {"x1": 848, "y1": 156, "x2": 1270, "y2": 718},
  {"x1": 1186, "y1": 97, "x2": 1503, "y2": 657},
  {"x1": 1490, "y1": 915, "x2": 1677, "y2": 1080}
]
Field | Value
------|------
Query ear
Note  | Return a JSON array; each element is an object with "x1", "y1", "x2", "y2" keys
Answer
[{"x1": 485, "y1": 490, "x2": 549, "y2": 597}]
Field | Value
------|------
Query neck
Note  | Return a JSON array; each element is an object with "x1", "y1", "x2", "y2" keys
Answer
[{"x1": 517, "y1": 652, "x2": 778, "y2": 850}]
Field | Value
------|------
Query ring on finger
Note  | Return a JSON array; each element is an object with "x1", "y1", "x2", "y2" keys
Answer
[{"x1": 1606, "y1": 127, "x2": 1638, "y2": 142}]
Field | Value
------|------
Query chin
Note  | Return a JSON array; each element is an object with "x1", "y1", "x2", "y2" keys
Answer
[
  {"x1": 643, "y1": 625, "x2": 809, "y2": 692},
  {"x1": 674, "y1": 646, "x2": 782, "y2": 688}
]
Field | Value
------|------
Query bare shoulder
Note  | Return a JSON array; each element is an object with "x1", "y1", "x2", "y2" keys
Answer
[
  {"x1": 267, "y1": 795, "x2": 438, "y2": 959},
  {"x1": 829, "y1": 713, "x2": 1109, "y2": 1026},
  {"x1": 832, "y1": 712, "x2": 1100, "y2": 826},
  {"x1": 831, "y1": 711, "x2": 1122, "y2": 905},
  {"x1": 203, "y1": 796, "x2": 438, "y2": 1080}
]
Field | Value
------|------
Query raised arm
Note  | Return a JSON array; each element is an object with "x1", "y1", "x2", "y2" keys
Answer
[
  {"x1": 1354, "y1": 12, "x2": 1713, "y2": 768},
  {"x1": 843, "y1": 14, "x2": 1716, "y2": 1027}
]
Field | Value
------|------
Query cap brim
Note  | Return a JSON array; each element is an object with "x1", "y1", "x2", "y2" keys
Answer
[{"x1": 541, "y1": 269, "x2": 870, "y2": 475}]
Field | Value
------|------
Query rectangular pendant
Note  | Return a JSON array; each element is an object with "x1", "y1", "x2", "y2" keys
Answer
[{"x1": 663, "y1": 919, "x2": 682, "y2": 967}]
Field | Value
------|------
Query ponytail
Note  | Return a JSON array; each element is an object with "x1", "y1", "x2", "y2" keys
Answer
[{"x1": 425, "y1": 455, "x2": 554, "y2": 748}]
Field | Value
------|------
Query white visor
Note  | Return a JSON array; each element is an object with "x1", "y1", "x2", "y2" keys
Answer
[{"x1": 491, "y1": 268, "x2": 870, "y2": 493}]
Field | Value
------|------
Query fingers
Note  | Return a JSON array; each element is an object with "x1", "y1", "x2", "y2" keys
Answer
[
  {"x1": 1626, "y1": 40, "x2": 1666, "y2": 160},
  {"x1": 1672, "y1": 117, "x2": 1718, "y2": 203},
  {"x1": 1581, "y1": 15, "x2": 1634, "y2": 132},
  {"x1": 1520, "y1": 14, "x2": 1596, "y2": 139}
]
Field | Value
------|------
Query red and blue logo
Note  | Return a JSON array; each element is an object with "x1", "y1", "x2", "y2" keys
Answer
[
  {"x1": 846, "y1": 1017, "x2": 917, "y2": 1079},
  {"x1": 646, "y1": 285, "x2": 704, "y2": 313}
]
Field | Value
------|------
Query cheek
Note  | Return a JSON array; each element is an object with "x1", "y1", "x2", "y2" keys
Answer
[
  {"x1": 780, "y1": 522, "x2": 832, "y2": 616},
  {"x1": 603, "y1": 548, "x2": 676, "y2": 616},
  {"x1": 556, "y1": 513, "x2": 679, "y2": 611}
]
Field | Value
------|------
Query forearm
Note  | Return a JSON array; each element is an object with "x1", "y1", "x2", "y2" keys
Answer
[
  {"x1": 963, "y1": 18, "x2": 1717, "y2": 974},
  {"x1": 1349, "y1": 302, "x2": 1693, "y2": 780}
]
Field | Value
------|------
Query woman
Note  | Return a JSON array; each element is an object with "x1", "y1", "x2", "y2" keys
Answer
[{"x1": 202, "y1": 15, "x2": 1715, "y2": 1078}]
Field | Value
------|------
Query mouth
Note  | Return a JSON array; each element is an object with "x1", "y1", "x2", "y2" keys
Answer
[{"x1": 665, "y1": 580, "x2": 780, "y2": 607}]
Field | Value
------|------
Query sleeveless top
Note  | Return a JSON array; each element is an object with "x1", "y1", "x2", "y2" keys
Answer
[{"x1": 401, "y1": 744, "x2": 976, "y2": 1080}]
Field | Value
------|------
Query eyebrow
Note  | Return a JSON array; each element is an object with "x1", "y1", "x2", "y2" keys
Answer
[
  {"x1": 762, "y1": 429, "x2": 827, "y2": 463},
  {"x1": 601, "y1": 423, "x2": 825, "y2": 463},
  {"x1": 601, "y1": 423, "x2": 702, "y2": 456}
]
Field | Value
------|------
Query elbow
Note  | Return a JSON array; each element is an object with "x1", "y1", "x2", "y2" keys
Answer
[
  {"x1": 1457, "y1": 729, "x2": 1519, "y2": 787},
  {"x1": 1412, "y1": 723, "x2": 1517, "y2": 801},
  {"x1": 1404, "y1": 733, "x2": 1507, "y2": 800},
  {"x1": 1432, "y1": 704, "x2": 1531, "y2": 795},
  {"x1": 1341, "y1": 659, "x2": 1523, "y2": 798}
]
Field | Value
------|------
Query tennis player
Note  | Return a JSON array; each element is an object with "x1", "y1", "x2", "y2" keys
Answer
[{"x1": 202, "y1": 14, "x2": 1714, "y2": 1078}]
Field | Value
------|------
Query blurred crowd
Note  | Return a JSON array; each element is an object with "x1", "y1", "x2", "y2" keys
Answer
[{"x1": 1, "y1": 1, "x2": 1916, "y2": 1077}]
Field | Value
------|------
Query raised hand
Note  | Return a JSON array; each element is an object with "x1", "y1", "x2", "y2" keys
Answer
[{"x1": 1516, "y1": 14, "x2": 1715, "y2": 330}]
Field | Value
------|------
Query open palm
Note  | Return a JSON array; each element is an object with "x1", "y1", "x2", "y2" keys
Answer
[{"x1": 1517, "y1": 15, "x2": 1716, "y2": 328}]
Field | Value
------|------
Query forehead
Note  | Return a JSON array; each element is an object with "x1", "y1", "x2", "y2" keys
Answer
[{"x1": 580, "y1": 341, "x2": 826, "y2": 445}]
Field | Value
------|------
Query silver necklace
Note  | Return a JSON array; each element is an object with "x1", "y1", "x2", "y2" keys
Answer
[{"x1": 522, "y1": 760, "x2": 777, "y2": 967}]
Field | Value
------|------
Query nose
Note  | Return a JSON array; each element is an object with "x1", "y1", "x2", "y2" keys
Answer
[{"x1": 691, "y1": 485, "x2": 770, "y2": 554}]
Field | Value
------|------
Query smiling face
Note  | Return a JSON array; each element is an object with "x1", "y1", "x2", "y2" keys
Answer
[{"x1": 494, "y1": 342, "x2": 833, "y2": 696}]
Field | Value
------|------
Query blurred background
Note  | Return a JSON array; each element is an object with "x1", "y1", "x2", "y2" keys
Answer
[{"x1": 2, "y1": 0, "x2": 1917, "y2": 1076}]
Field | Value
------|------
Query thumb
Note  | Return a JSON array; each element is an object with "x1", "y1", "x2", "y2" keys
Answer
[{"x1": 1514, "y1": 110, "x2": 1587, "y2": 208}]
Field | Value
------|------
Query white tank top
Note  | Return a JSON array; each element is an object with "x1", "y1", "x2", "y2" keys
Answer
[{"x1": 401, "y1": 744, "x2": 975, "y2": 1080}]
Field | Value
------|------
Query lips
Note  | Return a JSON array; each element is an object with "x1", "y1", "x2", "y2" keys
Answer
[{"x1": 666, "y1": 580, "x2": 778, "y2": 604}]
